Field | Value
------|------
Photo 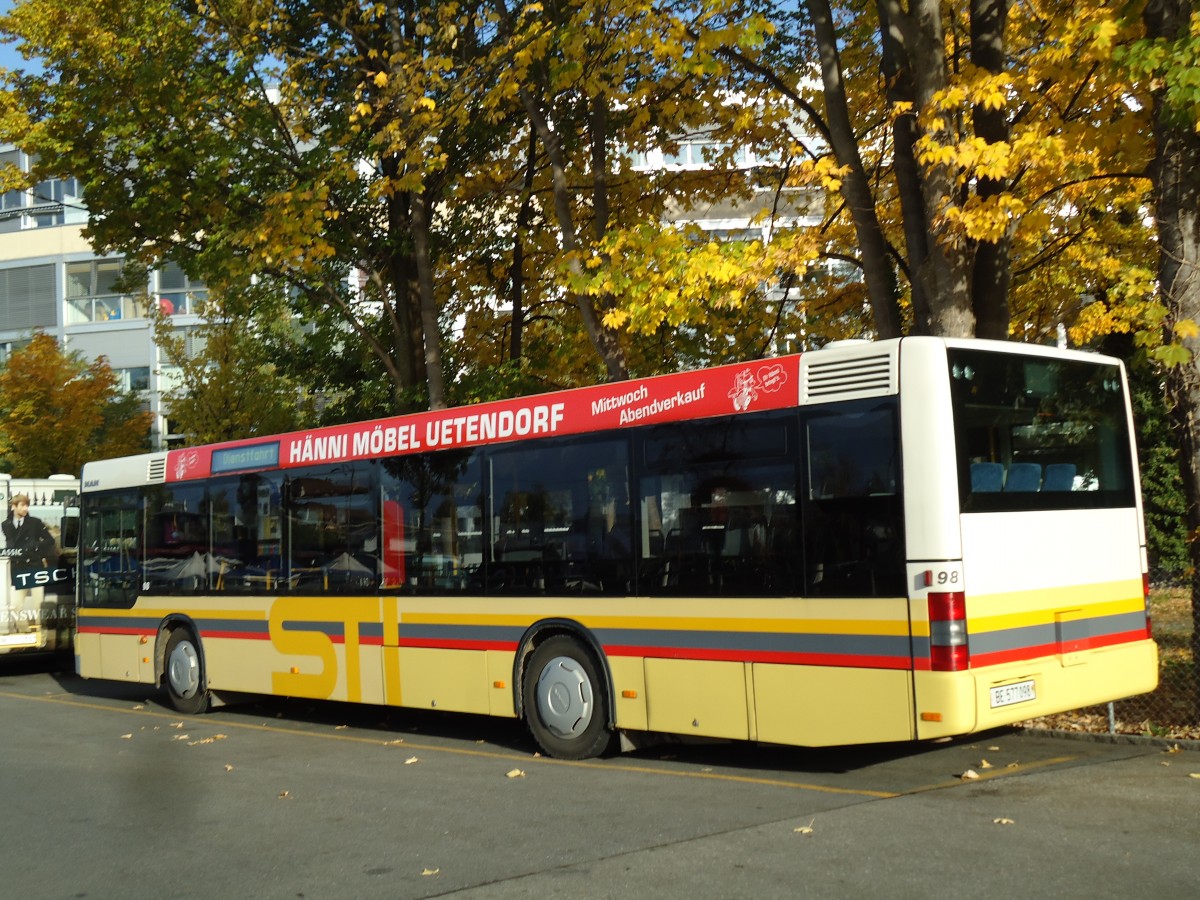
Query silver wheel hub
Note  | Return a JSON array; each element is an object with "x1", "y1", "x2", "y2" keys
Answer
[
  {"x1": 168, "y1": 640, "x2": 200, "y2": 699},
  {"x1": 535, "y1": 656, "x2": 593, "y2": 739}
]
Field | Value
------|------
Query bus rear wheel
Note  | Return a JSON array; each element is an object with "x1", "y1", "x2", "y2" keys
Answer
[
  {"x1": 523, "y1": 636, "x2": 612, "y2": 760},
  {"x1": 164, "y1": 628, "x2": 209, "y2": 715}
]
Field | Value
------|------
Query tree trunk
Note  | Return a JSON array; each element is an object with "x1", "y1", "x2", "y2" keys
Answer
[
  {"x1": 876, "y1": 0, "x2": 932, "y2": 334},
  {"x1": 1145, "y1": 0, "x2": 1200, "y2": 716},
  {"x1": 508, "y1": 132, "x2": 540, "y2": 364},
  {"x1": 410, "y1": 187, "x2": 447, "y2": 409},
  {"x1": 520, "y1": 91, "x2": 628, "y2": 381},
  {"x1": 906, "y1": 0, "x2": 975, "y2": 337},
  {"x1": 969, "y1": 0, "x2": 1012, "y2": 340},
  {"x1": 807, "y1": 0, "x2": 903, "y2": 339}
]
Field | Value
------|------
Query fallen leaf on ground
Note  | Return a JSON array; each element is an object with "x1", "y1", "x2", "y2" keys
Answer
[
  {"x1": 1188, "y1": 773, "x2": 1200, "y2": 780},
  {"x1": 506, "y1": 768, "x2": 525, "y2": 778},
  {"x1": 383, "y1": 739, "x2": 405, "y2": 746},
  {"x1": 980, "y1": 759, "x2": 993, "y2": 769},
  {"x1": 172, "y1": 734, "x2": 190, "y2": 741},
  {"x1": 404, "y1": 756, "x2": 420, "y2": 765},
  {"x1": 421, "y1": 868, "x2": 439, "y2": 876},
  {"x1": 132, "y1": 704, "x2": 144, "y2": 710},
  {"x1": 224, "y1": 765, "x2": 234, "y2": 772},
  {"x1": 120, "y1": 734, "x2": 133, "y2": 740},
  {"x1": 961, "y1": 769, "x2": 980, "y2": 780},
  {"x1": 794, "y1": 819, "x2": 815, "y2": 835},
  {"x1": 993, "y1": 818, "x2": 1015, "y2": 825},
  {"x1": 278, "y1": 790, "x2": 291, "y2": 799},
  {"x1": 187, "y1": 734, "x2": 228, "y2": 746}
]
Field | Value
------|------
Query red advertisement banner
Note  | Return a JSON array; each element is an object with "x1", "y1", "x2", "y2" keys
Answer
[{"x1": 168, "y1": 356, "x2": 800, "y2": 482}]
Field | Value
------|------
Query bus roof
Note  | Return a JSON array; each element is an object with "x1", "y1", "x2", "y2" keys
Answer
[{"x1": 80, "y1": 337, "x2": 1123, "y2": 491}]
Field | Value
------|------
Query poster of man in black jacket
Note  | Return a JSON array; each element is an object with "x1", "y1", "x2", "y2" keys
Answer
[{"x1": 2, "y1": 493, "x2": 58, "y2": 572}]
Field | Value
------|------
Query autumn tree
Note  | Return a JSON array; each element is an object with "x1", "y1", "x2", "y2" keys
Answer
[
  {"x1": 152, "y1": 290, "x2": 316, "y2": 446},
  {"x1": 725, "y1": 0, "x2": 1157, "y2": 342},
  {"x1": 0, "y1": 0, "x2": 508, "y2": 411},
  {"x1": 1121, "y1": 0, "x2": 1200, "y2": 703},
  {"x1": 0, "y1": 333, "x2": 151, "y2": 477}
]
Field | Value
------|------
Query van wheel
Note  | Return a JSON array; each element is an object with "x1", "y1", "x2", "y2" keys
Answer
[
  {"x1": 164, "y1": 628, "x2": 209, "y2": 715},
  {"x1": 524, "y1": 636, "x2": 612, "y2": 760}
]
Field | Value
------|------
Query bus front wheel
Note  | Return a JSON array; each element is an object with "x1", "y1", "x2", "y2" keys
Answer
[
  {"x1": 523, "y1": 636, "x2": 612, "y2": 760},
  {"x1": 164, "y1": 628, "x2": 209, "y2": 715}
]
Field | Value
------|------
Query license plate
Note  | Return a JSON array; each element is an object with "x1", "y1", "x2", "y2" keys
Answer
[{"x1": 989, "y1": 679, "x2": 1036, "y2": 709}]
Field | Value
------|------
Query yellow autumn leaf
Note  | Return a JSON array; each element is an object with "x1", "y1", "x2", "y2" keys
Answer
[
  {"x1": 1173, "y1": 318, "x2": 1200, "y2": 340},
  {"x1": 373, "y1": 71, "x2": 388, "y2": 88}
]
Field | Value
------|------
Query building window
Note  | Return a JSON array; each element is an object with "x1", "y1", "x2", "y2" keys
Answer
[
  {"x1": 116, "y1": 366, "x2": 151, "y2": 393},
  {"x1": 65, "y1": 258, "x2": 145, "y2": 323},
  {"x1": 156, "y1": 262, "x2": 208, "y2": 316},
  {"x1": 0, "y1": 149, "x2": 86, "y2": 229},
  {"x1": 0, "y1": 264, "x2": 57, "y2": 330}
]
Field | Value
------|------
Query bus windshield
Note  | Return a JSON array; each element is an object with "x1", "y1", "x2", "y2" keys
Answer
[{"x1": 948, "y1": 348, "x2": 1136, "y2": 511}]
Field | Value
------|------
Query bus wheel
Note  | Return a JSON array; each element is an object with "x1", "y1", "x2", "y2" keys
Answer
[
  {"x1": 523, "y1": 636, "x2": 612, "y2": 760},
  {"x1": 164, "y1": 628, "x2": 209, "y2": 715}
]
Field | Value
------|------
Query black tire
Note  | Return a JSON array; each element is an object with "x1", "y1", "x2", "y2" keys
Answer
[
  {"x1": 523, "y1": 635, "x2": 612, "y2": 759},
  {"x1": 164, "y1": 628, "x2": 209, "y2": 715}
]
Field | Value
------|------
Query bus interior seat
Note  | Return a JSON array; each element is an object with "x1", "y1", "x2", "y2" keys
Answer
[
  {"x1": 970, "y1": 462, "x2": 1005, "y2": 492},
  {"x1": 1004, "y1": 463, "x2": 1042, "y2": 492},
  {"x1": 1043, "y1": 463, "x2": 1077, "y2": 492}
]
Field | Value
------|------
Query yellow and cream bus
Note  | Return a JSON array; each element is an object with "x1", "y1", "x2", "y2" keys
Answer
[{"x1": 74, "y1": 337, "x2": 1157, "y2": 758}]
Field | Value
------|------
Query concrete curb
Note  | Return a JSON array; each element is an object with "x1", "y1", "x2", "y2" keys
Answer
[{"x1": 1019, "y1": 725, "x2": 1200, "y2": 752}]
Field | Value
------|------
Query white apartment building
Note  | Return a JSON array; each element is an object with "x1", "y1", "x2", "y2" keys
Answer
[{"x1": 0, "y1": 146, "x2": 205, "y2": 449}]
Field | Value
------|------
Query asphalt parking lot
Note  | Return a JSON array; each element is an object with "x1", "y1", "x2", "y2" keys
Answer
[{"x1": 2, "y1": 655, "x2": 1197, "y2": 899}]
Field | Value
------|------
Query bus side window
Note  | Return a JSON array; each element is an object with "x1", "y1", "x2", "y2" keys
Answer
[
  {"x1": 803, "y1": 402, "x2": 904, "y2": 598},
  {"x1": 381, "y1": 450, "x2": 482, "y2": 594},
  {"x1": 488, "y1": 437, "x2": 631, "y2": 596},
  {"x1": 637, "y1": 413, "x2": 800, "y2": 597},
  {"x1": 79, "y1": 493, "x2": 141, "y2": 607},
  {"x1": 284, "y1": 462, "x2": 379, "y2": 594}
]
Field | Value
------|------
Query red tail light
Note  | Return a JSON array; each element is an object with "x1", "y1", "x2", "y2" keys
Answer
[
  {"x1": 1143, "y1": 572, "x2": 1153, "y2": 638},
  {"x1": 929, "y1": 591, "x2": 968, "y2": 671}
]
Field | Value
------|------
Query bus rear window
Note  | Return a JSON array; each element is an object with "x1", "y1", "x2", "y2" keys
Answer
[{"x1": 948, "y1": 348, "x2": 1135, "y2": 511}]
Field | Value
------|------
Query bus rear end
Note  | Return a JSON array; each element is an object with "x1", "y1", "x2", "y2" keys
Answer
[{"x1": 900, "y1": 339, "x2": 1158, "y2": 738}]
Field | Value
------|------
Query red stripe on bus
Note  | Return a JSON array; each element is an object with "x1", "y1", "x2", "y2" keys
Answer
[
  {"x1": 909, "y1": 629, "x2": 1153, "y2": 671},
  {"x1": 397, "y1": 638, "x2": 519, "y2": 652},
  {"x1": 970, "y1": 629, "x2": 1149, "y2": 668},
  {"x1": 75, "y1": 625, "x2": 153, "y2": 637},
  {"x1": 603, "y1": 644, "x2": 911, "y2": 669},
  {"x1": 199, "y1": 630, "x2": 271, "y2": 641}
]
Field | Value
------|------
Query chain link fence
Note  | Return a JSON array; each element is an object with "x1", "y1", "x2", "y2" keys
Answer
[{"x1": 1023, "y1": 587, "x2": 1199, "y2": 740}]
